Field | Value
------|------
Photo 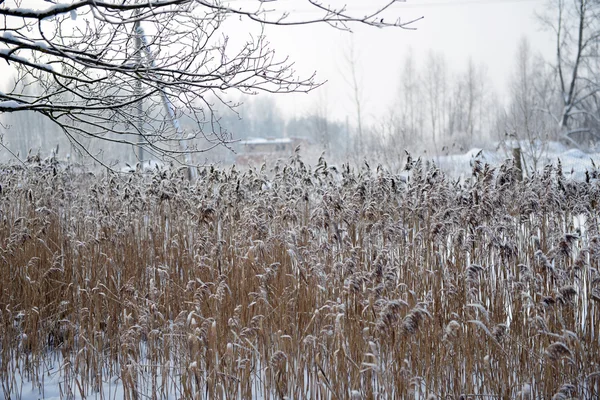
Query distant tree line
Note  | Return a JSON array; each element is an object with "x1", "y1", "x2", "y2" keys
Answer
[{"x1": 360, "y1": 0, "x2": 599, "y2": 168}]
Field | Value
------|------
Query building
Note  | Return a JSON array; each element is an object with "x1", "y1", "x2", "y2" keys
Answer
[{"x1": 235, "y1": 137, "x2": 311, "y2": 165}]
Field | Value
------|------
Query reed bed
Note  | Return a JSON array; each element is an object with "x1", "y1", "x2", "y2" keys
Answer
[{"x1": 0, "y1": 154, "x2": 599, "y2": 399}]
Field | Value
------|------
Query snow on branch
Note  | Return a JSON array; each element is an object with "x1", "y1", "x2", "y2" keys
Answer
[{"x1": 0, "y1": 0, "x2": 422, "y2": 164}]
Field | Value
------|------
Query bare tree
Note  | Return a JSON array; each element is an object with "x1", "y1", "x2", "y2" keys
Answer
[
  {"x1": 308, "y1": 89, "x2": 336, "y2": 154},
  {"x1": 373, "y1": 47, "x2": 423, "y2": 166},
  {"x1": 391, "y1": 51, "x2": 494, "y2": 154},
  {"x1": 539, "y1": 0, "x2": 600, "y2": 145},
  {"x1": 0, "y1": 0, "x2": 421, "y2": 165},
  {"x1": 342, "y1": 35, "x2": 366, "y2": 157},
  {"x1": 503, "y1": 37, "x2": 557, "y2": 172},
  {"x1": 397, "y1": 47, "x2": 424, "y2": 145},
  {"x1": 369, "y1": 107, "x2": 408, "y2": 170},
  {"x1": 463, "y1": 58, "x2": 480, "y2": 141},
  {"x1": 423, "y1": 51, "x2": 448, "y2": 154},
  {"x1": 450, "y1": 58, "x2": 489, "y2": 145}
]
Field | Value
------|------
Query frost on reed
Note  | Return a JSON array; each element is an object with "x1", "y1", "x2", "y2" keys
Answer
[{"x1": 0, "y1": 155, "x2": 599, "y2": 399}]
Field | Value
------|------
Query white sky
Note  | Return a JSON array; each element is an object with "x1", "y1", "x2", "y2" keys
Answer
[{"x1": 252, "y1": 0, "x2": 555, "y2": 123}]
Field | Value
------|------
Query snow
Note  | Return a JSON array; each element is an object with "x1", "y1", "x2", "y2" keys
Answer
[
  {"x1": 435, "y1": 140, "x2": 600, "y2": 181},
  {"x1": 16, "y1": 4, "x2": 69, "y2": 17},
  {"x1": 561, "y1": 148, "x2": 588, "y2": 160},
  {"x1": 1, "y1": 34, "x2": 54, "y2": 58},
  {"x1": 1, "y1": 33, "x2": 47, "y2": 52},
  {"x1": 120, "y1": 159, "x2": 166, "y2": 173},
  {"x1": 1, "y1": 49, "x2": 31, "y2": 63},
  {"x1": 33, "y1": 41, "x2": 49, "y2": 50},
  {"x1": 36, "y1": 63, "x2": 54, "y2": 72},
  {"x1": 0, "y1": 100, "x2": 23, "y2": 109},
  {"x1": 0, "y1": 45, "x2": 54, "y2": 72},
  {"x1": 2, "y1": 31, "x2": 15, "y2": 40},
  {"x1": 240, "y1": 137, "x2": 293, "y2": 145},
  {"x1": 11, "y1": 353, "x2": 123, "y2": 400}
]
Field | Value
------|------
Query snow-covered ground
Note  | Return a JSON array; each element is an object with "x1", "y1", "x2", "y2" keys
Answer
[{"x1": 435, "y1": 141, "x2": 599, "y2": 180}]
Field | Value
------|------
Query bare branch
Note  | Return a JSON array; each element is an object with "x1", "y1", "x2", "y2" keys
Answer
[{"x1": 0, "y1": 0, "x2": 420, "y2": 166}]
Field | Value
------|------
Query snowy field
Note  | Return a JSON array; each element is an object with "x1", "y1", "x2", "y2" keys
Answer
[
  {"x1": 1, "y1": 146, "x2": 599, "y2": 399},
  {"x1": 436, "y1": 141, "x2": 600, "y2": 181}
]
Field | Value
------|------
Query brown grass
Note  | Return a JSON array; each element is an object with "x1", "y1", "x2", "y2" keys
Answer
[{"x1": 0, "y1": 155, "x2": 599, "y2": 399}]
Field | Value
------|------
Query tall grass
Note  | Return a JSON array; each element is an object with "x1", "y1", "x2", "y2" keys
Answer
[{"x1": 0, "y1": 154, "x2": 599, "y2": 399}]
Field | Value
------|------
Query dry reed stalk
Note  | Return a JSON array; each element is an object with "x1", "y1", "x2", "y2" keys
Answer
[{"x1": 0, "y1": 157, "x2": 598, "y2": 398}]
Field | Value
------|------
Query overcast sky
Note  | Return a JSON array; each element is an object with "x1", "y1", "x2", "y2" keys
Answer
[{"x1": 249, "y1": 0, "x2": 554, "y2": 124}]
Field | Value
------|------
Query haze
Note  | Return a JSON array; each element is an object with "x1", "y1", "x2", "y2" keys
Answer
[{"x1": 255, "y1": 0, "x2": 552, "y2": 123}]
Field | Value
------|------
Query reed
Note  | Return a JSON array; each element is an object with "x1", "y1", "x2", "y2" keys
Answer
[{"x1": 0, "y1": 155, "x2": 598, "y2": 399}]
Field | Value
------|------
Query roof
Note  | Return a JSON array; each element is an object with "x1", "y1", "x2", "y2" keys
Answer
[{"x1": 239, "y1": 137, "x2": 293, "y2": 145}]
